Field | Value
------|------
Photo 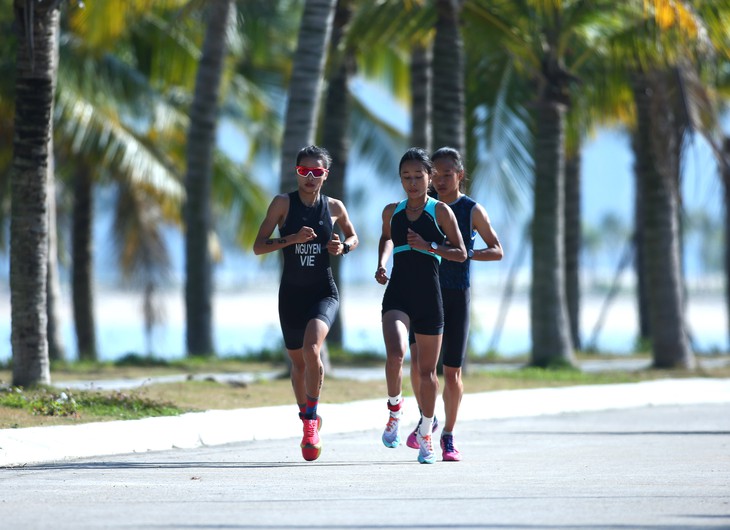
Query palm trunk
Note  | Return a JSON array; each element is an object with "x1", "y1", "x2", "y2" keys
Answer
[
  {"x1": 184, "y1": 0, "x2": 234, "y2": 356},
  {"x1": 320, "y1": 0, "x2": 354, "y2": 351},
  {"x1": 723, "y1": 138, "x2": 730, "y2": 350},
  {"x1": 46, "y1": 140, "x2": 66, "y2": 362},
  {"x1": 10, "y1": 1, "x2": 59, "y2": 386},
  {"x1": 410, "y1": 42, "x2": 432, "y2": 152},
  {"x1": 529, "y1": 100, "x2": 575, "y2": 367},
  {"x1": 72, "y1": 162, "x2": 97, "y2": 361},
  {"x1": 634, "y1": 186, "x2": 651, "y2": 344},
  {"x1": 564, "y1": 149, "x2": 581, "y2": 350},
  {"x1": 631, "y1": 74, "x2": 654, "y2": 347},
  {"x1": 278, "y1": 0, "x2": 337, "y2": 194},
  {"x1": 45, "y1": 21, "x2": 65, "y2": 363},
  {"x1": 431, "y1": 0, "x2": 465, "y2": 155},
  {"x1": 638, "y1": 71, "x2": 694, "y2": 369}
]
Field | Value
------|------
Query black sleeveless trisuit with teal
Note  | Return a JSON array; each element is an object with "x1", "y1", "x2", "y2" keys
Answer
[
  {"x1": 381, "y1": 196, "x2": 446, "y2": 335},
  {"x1": 438, "y1": 195, "x2": 477, "y2": 368},
  {"x1": 278, "y1": 192, "x2": 339, "y2": 349}
]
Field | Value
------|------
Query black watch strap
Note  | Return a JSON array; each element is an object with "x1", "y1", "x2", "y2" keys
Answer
[{"x1": 342, "y1": 242, "x2": 350, "y2": 254}]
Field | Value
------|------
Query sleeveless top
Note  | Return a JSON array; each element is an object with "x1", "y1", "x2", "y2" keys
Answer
[
  {"x1": 389, "y1": 196, "x2": 446, "y2": 281},
  {"x1": 439, "y1": 195, "x2": 477, "y2": 290},
  {"x1": 279, "y1": 192, "x2": 334, "y2": 286}
]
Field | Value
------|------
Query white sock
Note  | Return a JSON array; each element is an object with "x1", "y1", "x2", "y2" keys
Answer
[{"x1": 419, "y1": 415, "x2": 433, "y2": 437}]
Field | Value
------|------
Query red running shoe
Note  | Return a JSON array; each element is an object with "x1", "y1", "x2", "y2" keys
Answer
[{"x1": 300, "y1": 417, "x2": 322, "y2": 461}]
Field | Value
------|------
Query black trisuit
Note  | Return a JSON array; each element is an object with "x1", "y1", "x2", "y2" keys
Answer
[
  {"x1": 438, "y1": 195, "x2": 477, "y2": 368},
  {"x1": 277, "y1": 192, "x2": 339, "y2": 350},
  {"x1": 381, "y1": 196, "x2": 446, "y2": 335}
]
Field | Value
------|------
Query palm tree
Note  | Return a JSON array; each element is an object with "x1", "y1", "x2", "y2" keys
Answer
[
  {"x1": 46, "y1": 137, "x2": 66, "y2": 362},
  {"x1": 70, "y1": 159, "x2": 97, "y2": 360},
  {"x1": 720, "y1": 136, "x2": 730, "y2": 342},
  {"x1": 410, "y1": 41, "x2": 432, "y2": 152},
  {"x1": 464, "y1": 0, "x2": 592, "y2": 367},
  {"x1": 632, "y1": 69, "x2": 694, "y2": 368},
  {"x1": 57, "y1": 0, "x2": 192, "y2": 360},
  {"x1": 278, "y1": 0, "x2": 337, "y2": 194},
  {"x1": 9, "y1": 0, "x2": 61, "y2": 386},
  {"x1": 432, "y1": 0, "x2": 465, "y2": 156},
  {"x1": 619, "y1": 1, "x2": 722, "y2": 368},
  {"x1": 320, "y1": 0, "x2": 354, "y2": 348},
  {"x1": 564, "y1": 148, "x2": 581, "y2": 350},
  {"x1": 184, "y1": 0, "x2": 235, "y2": 357}
]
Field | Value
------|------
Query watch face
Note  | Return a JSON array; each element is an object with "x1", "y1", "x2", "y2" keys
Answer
[
  {"x1": 431, "y1": 242, "x2": 438, "y2": 251},
  {"x1": 468, "y1": 249, "x2": 474, "y2": 258}
]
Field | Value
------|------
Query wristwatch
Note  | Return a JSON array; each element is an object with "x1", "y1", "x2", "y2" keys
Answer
[
  {"x1": 342, "y1": 242, "x2": 350, "y2": 255},
  {"x1": 429, "y1": 241, "x2": 438, "y2": 253},
  {"x1": 467, "y1": 249, "x2": 474, "y2": 258}
]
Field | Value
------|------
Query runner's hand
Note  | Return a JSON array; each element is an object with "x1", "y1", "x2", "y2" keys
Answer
[
  {"x1": 375, "y1": 266, "x2": 389, "y2": 285},
  {"x1": 295, "y1": 226, "x2": 316, "y2": 243},
  {"x1": 327, "y1": 233, "x2": 342, "y2": 255}
]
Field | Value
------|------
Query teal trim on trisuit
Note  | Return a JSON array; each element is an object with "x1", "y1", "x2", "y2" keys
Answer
[{"x1": 390, "y1": 197, "x2": 443, "y2": 262}]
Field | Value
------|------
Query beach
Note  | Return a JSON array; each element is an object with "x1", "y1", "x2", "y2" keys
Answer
[{"x1": 0, "y1": 281, "x2": 726, "y2": 362}]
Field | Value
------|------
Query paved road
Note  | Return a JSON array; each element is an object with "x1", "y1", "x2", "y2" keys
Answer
[{"x1": 1, "y1": 401, "x2": 729, "y2": 529}]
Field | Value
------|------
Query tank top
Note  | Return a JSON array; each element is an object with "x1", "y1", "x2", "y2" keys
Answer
[
  {"x1": 388, "y1": 196, "x2": 446, "y2": 283},
  {"x1": 439, "y1": 195, "x2": 476, "y2": 290},
  {"x1": 279, "y1": 192, "x2": 333, "y2": 286}
]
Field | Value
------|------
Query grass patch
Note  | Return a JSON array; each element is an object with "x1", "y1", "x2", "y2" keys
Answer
[
  {"x1": 0, "y1": 386, "x2": 186, "y2": 429},
  {"x1": 0, "y1": 353, "x2": 727, "y2": 430}
]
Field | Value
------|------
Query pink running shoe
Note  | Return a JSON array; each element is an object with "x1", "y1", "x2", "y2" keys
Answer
[
  {"x1": 300, "y1": 417, "x2": 322, "y2": 461},
  {"x1": 440, "y1": 433, "x2": 462, "y2": 461},
  {"x1": 406, "y1": 416, "x2": 439, "y2": 449}
]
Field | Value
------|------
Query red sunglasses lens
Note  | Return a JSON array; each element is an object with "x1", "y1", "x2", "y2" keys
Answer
[{"x1": 296, "y1": 166, "x2": 327, "y2": 178}]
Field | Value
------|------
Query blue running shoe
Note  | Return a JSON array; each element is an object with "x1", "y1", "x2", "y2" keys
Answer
[
  {"x1": 417, "y1": 432, "x2": 436, "y2": 464},
  {"x1": 382, "y1": 414, "x2": 401, "y2": 448}
]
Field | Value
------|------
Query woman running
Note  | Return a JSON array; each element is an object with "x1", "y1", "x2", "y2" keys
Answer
[
  {"x1": 374, "y1": 147, "x2": 466, "y2": 464},
  {"x1": 253, "y1": 145, "x2": 358, "y2": 462}
]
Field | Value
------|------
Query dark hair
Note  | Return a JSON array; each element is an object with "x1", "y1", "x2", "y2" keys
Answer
[
  {"x1": 296, "y1": 145, "x2": 332, "y2": 169},
  {"x1": 432, "y1": 146, "x2": 466, "y2": 191},
  {"x1": 431, "y1": 146, "x2": 464, "y2": 172},
  {"x1": 399, "y1": 147, "x2": 433, "y2": 175}
]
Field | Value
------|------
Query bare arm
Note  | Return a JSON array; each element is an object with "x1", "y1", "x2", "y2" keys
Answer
[
  {"x1": 252, "y1": 195, "x2": 315, "y2": 255},
  {"x1": 471, "y1": 203, "x2": 503, "y2": 262},
  {"x1": 327, "y1": 198, "x2": 359, "y2": 256},
  {"x1": 375, "y1": 203, "x2": 396, "y2": 284}
]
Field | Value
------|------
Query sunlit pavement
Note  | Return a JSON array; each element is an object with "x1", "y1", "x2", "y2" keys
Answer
[
  {"x1": 0, "y1": 402, "x2": 728, "y2": 529},
  {"x1": 1, "y1": 374, "x2": 729, "y2": 468}
]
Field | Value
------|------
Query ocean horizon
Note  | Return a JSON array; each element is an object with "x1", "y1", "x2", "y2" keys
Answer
[{"x1": 0, "y1": 282, "x2": 726, "y2": 363}]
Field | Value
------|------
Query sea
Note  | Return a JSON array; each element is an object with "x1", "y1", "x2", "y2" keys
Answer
[{"x1": 0, "y1": 281, "x2": 726, "y2": 363}]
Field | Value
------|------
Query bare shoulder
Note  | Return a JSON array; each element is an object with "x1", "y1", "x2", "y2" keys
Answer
[
  {"x1": 435, "y1": 200, "x2": 457, "y2": 220},
  {"x1": 268, "y1": 193, "x2": 289, "y2": 207},
  {"x1": 472, "y1": 202, "x2": 493, "y2": 225},
  {"x1": 264, "y1": 193, "x2": 291, "y2": 223},
  {"x1": 327, "y1": 196, "x2": 347, "y2": 216},
  {"x1": 382, "y1": 202, "x2": 398, "y2": 217}
]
